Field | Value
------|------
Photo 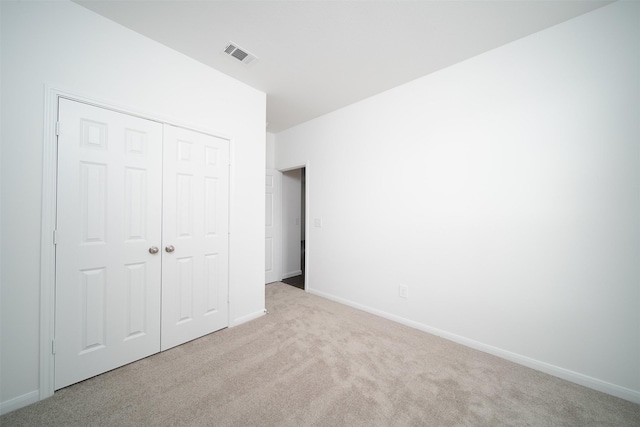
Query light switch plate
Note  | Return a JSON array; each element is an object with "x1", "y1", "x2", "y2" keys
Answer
[{"x1": 314, "y1": 218, "x2": 322, "y2": 228}]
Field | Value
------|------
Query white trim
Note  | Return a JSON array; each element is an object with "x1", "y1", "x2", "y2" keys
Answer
[
  {"x1": 303, "y1": 161, "x2": 310, "y2": 292},
  {"x1": 0, "y1": 390, "x2": 40, "y2": 416},
  {"x1": 230, "y1": 309, "x2": 266, "y2": 327},
  {"x1": 307, "y1": 288, "x2": 640, "y2": 404},
  {"x1": 227, "y1": 138, "x2": 235, "y2": 330},
  {"x1": 39, "y1": 86, "x2": 234, "y2": 405},
  {"x1": 39, "y1": 86, "x2": 58, "y2": 401}
]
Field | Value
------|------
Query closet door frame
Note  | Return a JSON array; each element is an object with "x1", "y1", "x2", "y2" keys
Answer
[{"x1": 39, "y1": 87, "x2": 233, "y2": 401}]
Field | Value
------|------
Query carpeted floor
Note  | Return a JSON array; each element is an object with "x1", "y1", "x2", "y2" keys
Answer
[{"x1": 2, "y1": 282, "x2": 639, "y2": 426}]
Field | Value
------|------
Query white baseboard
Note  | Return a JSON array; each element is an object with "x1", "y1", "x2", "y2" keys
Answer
[
  {"x1": 0, "y1": 390, "x2": 40, "y2": 415},
  {"x1": 307, "y1": 288, "x2": 640, "y2": 404},
  {"x1": 230, "y1": 309, "x2": 267, "y2": 327},
  {"x1": 282, "y1": 270, "x2": 302, "y2": 280}
]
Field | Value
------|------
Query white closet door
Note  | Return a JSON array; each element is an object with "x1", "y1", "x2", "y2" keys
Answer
[
  {"x1": 161, "y1": 125, "x2": 229, "y2": 351},
  {"x1": 55, "y1": 98, "x2": 163, "y2": 389}
]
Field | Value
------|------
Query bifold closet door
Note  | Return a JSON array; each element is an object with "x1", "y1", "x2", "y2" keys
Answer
[
  {"x1": 55, "y1": 98, "x2": 163, "y2": 390},
  {"x1": 55, "y1": 100, "x2": 230, "y2": 389},
  {"x1": 161, "y1": 125, "x2": 229, "y2": 351}
]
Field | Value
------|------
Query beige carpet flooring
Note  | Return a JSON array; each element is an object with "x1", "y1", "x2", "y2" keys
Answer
[{"x1": 2, "y1": 282, "x2": 639, "y2": 426}]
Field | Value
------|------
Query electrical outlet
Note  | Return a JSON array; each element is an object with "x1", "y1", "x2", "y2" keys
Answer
[{"x1": 398, "y1": 285, "x2": 408, "y2": 299}]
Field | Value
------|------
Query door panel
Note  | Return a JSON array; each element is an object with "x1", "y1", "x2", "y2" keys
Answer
[
  {"x1": 161, "y1": 125, "x2": 229, "y2": 351},
  {"x1": 55, "y1": 98, "x2": 163, "y2": 389},
  {"x1": 265, "y1": 169, "x2": 281, "y2": 284}
]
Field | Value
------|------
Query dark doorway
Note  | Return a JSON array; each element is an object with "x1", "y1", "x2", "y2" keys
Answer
[{"x1": 282, "y1": 274, "x2": 304, "y2": 290}]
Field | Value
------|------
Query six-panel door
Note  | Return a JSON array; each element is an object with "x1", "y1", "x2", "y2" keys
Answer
[
  {"x1": 55, "y1": 98, "x2": 163, "y2": 389},
  {"x1": 161, "y1": 125, "x2": 229, "y2": 351}
]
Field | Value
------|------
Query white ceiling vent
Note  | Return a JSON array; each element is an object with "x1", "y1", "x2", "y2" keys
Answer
[{"x1": 223, "y1": 42, "x2": 257, "y2": 65}]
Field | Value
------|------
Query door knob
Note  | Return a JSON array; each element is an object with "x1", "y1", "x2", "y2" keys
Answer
[
  {"x1": 149, "y1": 246, "x2": 159, "y2": 254},
  {"x1": 165, "y1": 245, "x2": 175, "y2": 253}
]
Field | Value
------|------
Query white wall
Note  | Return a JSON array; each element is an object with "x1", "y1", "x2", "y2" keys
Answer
[
  {"x1": 266, "y1": 132, "x2": 276, "y2": 169},
  {"x1": 282, "y1": 169, "x2": 302, "y2": 278},
  {"x1": 276, "y1": 1, "x2": 640, "y2": 402},
  {"x1": 0, "y1": 0, "x2": 265, "y2": 411}
]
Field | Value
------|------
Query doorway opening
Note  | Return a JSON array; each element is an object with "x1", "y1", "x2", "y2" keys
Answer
[{"x1": 281, "y1": 167, "x2": 305, "y2": 290}]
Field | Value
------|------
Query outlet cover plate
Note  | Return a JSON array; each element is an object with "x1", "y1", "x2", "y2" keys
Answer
[{"x1": 399, "y1": 285, "x2": 408, "y2": 299}]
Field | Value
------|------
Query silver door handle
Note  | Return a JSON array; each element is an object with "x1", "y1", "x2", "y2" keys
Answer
[
  {"x1": 149, "y1": 246, "x2": 159, "y2": 254},
  {"x1": 165, "y1": 245, "x2": 175, "y2": 253}
]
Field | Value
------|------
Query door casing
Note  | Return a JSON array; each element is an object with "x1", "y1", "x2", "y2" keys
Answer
[{"x1": 277, "y1": 163, "x2": 311, "y2": 290}]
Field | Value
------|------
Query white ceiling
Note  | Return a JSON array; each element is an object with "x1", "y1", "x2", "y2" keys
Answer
[{"x1": 75, "y1": 0, "x2": 612, "y2": 133}]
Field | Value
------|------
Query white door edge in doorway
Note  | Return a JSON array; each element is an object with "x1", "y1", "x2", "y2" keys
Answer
[
  {"x1": 265, "y1": 169, "x2": 282, "y2": 284},
  {"x1": 39, "y1": 87, "x2": 233, "y2": 401}
]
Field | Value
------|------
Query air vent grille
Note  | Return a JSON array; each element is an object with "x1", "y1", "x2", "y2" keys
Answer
[{"x1": 223, "y1": 43, "x2": 257, "y2": 65}]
